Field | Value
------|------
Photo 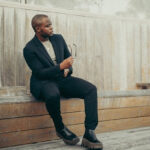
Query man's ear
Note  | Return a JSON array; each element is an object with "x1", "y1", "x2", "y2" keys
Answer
[{"x1": 36, "y1": 26, "x2": 41, "y2": 33}]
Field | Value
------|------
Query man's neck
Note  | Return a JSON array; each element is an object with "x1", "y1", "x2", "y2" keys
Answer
[{"x1": 36, "y1": 34, "x2": 49, "y2": 42}]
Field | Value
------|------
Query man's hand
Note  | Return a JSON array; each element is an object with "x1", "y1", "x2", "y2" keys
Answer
[
  {"x1": 60, "y1": 56, "x2": 73, "y2": 70},
  {"x1": 64, "y1": 69, "x2": 69, "y2": 77}
]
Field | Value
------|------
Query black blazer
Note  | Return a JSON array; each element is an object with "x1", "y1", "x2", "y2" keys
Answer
[{"x1": 23, "y1": 34, "x2": 73, "y2": 99}]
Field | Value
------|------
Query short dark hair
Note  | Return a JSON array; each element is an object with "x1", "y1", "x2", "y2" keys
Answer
[{"x1": 31, "y1": 14, "x2": 48, "y2": 32}]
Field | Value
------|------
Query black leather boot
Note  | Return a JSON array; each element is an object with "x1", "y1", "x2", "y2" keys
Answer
[
  {"x1": 56, "y1": 126, "x2": 80, "y2": 145},
  {"x1": 81, "y1": 129, "x2": 103, "y2": 150}
]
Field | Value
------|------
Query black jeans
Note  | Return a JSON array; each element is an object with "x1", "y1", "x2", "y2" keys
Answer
[{"x1": 40, "y1": 76, "x2": 98, "y2": 132}]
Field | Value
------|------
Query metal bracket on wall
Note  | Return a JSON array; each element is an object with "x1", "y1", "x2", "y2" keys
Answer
[{"x1": 20, "y1": 0, "x2": 27, "y2": 4}]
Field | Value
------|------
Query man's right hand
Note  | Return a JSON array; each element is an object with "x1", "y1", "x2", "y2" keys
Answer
[{"x1": 60, "y1": 56, "x2": 73, "y2": 70}]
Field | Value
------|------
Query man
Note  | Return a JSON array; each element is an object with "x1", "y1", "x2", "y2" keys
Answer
[{"x1": 23, "y1": 14, "x2": 103, "y2": 149}]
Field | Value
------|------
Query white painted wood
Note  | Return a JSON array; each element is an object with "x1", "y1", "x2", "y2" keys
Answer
[
  {"x1": 119, "y1": 20, "x2": 127, "y2": 90},
  {"x1": 15, "y1": 8, "x2": 26, "y2": 86},
  {"x1": 147, "y1": 23, "x2": 150, "y2": 83},
  {"x1": 126, "y1": 22, "x2": 135, "y2": 89},
  {"x1": 0, "y1": 2, "x2": 150, "y2": 23},
  {"x1": 24, "y1": 10, "x2": 35, "y2": 91},
  {"x1": 0, "y1": 7, "x2": 3, "y2": 87},
  {"x1": 1, "y1": 89, "x2": 150, "y2": 104},
  {"x1": 1, "y1": 4, "x2": 150, "y2": 95},
  {"x1": 3, "y1": 7, "x2": 15, "y2": 86},
  {"x1": 93, "y1": 19, "x2": 104, "y2": 90},
  {"x1": 111, "y1": 20, "x2": 121, "y2": 90},
  {"x1": 102, "y1": 20, "x2": 112, "y2": 90},
  {"x1": 134, "y1": 23, "x2": 142, "y2": 83},
  {"x1": 141, "y1": 23, "x2": 148, "y2": 83}
]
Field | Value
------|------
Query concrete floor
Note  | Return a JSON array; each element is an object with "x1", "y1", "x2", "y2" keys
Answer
[{"x1": 1, "y1": 127, "x2": 150, "y2": 150}]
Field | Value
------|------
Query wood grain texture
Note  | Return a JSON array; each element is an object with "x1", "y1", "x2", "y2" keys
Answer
[
  {"x1": 15, "y1": 8, "x2": 26, "y2": 86},
  {"x1": 1, "y1": 106, "x2": 150, "y2": 134},
  {"x1": 0, "y1": 86, "x2": 27, "y2": 96},
  {"x1": 3, "y1": 7, "x2": 15, "y2": 86},
  {"x1": 141, "y1": 23, "x2": 149, "y2": 83},
  {"x1": 1, "y1": 127, "x2": 150, "y2": 150},
  {"x1": 1, "y1": 116, "x2": 150, "y2": 148},
  {"x1": 0, "y1": 7, "x2": 3, "y2": 87},
  {"x1": 0, "y1": 4, "x2": 150, "y2": 93},
  {"x1": 1, "y1": 3, "x2": 150, "y2": 148},
  {"x1": 126, "y1": 22, "x2": 135, "y2": 89},
  {"x1": 134, "y1": 23, "x2": 141, "y2": 84},
  {"x1": 0, "y1": 95, "x2": 150, "y2": 148},
  {"x1": 1, "y1": 96, "x2": 150, "y2": 119}
]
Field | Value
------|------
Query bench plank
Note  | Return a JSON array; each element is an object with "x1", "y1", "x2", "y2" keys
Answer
[
  {"x1": 1, "y1": 116, "x2": 150, "y2": 148},
  {"x1": 1, "y1": 106, "x2": 150, "y2": 134},
  {"x1": 1, "y1": 96, "x2": 150, "y2": 119}
]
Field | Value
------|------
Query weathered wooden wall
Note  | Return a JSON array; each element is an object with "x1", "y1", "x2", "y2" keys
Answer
[
  {"x1": 1, "y1": 3, "x2": 150, "y2": 148},
  {"x1": 0, "y1": 2, "x2": 150, "y2": 95}
]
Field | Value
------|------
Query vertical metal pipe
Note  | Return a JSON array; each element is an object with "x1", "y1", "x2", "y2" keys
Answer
[{"x1": 20, "y1": 0, "x2": 27, "y2": 4}]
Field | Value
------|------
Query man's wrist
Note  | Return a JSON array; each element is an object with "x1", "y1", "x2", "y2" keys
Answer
[{"x1": 60, "y1": 63, "x2": 64, "y2": 70}]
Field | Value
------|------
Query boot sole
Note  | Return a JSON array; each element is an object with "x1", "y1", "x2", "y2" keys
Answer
[
  {"x1": 56, "y1": 132, "x2": 80, "y2": 145},
  {"x1": 81, "y1": 138, "x2": 103, "y2": 149}
]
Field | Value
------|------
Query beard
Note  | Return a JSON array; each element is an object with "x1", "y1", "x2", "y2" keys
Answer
[
  {"x1": 42, "y1": 32, "x2": 53, "y2": 38},
  {"x1": 41, "y1": 33, "x2": 50, "y2": 39}
]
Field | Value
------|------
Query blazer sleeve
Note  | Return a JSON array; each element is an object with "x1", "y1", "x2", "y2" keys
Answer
[
  {"x1": 23, "y1": 47, "x2": 61, "y2": 80},
  {"x1": 60, "y1": 34, "x2": 73, "y2": 75}
]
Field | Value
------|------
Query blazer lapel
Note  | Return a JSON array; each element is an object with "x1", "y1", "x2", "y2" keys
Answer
[
  {"x1": 33, "y1": 35, "x2": 55, "y2": 65},
  {"x1": 49, "y1": 36, "x2": 60, "y2": 64}
]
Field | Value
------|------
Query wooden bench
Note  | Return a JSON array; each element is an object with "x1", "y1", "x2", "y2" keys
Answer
[{"x1": 1, "y1": 89, "x2": 150, "y2": 148}]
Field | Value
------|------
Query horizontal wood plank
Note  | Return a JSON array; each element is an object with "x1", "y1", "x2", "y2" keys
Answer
[
  {"x1": 2, "y1": 127, "x2": 150, "y2": 150},
  {"x1": 1, "y1": 106, "x2": 150, "y2": 134},
  {"x1": 0, "y1": 86, "x2": 27, "y2": 97},
  {"x1": 1, "y1": 116, "x2": 150, "y2": 148},
  {"x1": 0, "y1": 99, "x2": 84, "y2": 119},
  {"x1": 1, "y1": 96, "x2": 150, "y2": 119}
]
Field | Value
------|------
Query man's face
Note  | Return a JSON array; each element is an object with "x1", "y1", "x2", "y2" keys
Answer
[{"x1": 36, "y1": 17, "x2": 53, "y2": 37}]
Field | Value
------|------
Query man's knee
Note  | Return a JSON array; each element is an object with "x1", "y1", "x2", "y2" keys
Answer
[
  {"x1": 45, "y1": 92, "x2": 60, "y2": 102},
  {"x1": 83, "y1": 83, "x2": 97, "y2": 98},
  {"x1": 92, "y1": 84, "x2": 97, "y2": 91},
  {"x1": 88, "y1": 84, "x2": 97, "y2": 93}
]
